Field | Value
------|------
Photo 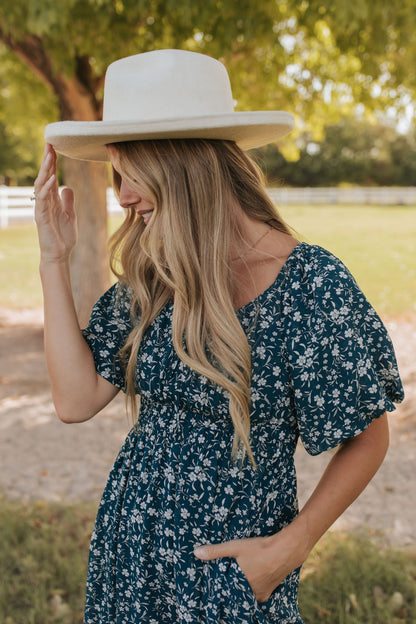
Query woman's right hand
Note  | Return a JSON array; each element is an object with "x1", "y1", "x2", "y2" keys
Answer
[{"x1": 34, "y1": 143, "x2": 77, "y2": 264}]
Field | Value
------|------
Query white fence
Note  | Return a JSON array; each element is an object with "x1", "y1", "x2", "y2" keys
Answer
[
  {"x1": 268, "y1": 186, "x2": 416, "y2": 206},
  {"x1": 2, "y1": 185, "x2": 416, "y2": 229},
  {"x1": 0, "y1": 187, "x2": 123, "y2": 229}
]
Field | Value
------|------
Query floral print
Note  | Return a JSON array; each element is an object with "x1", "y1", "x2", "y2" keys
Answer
[{"x1": 81, "y1": 242, "x2": 404, "y2": 623}]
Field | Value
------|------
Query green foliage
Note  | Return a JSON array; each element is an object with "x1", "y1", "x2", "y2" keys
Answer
[
  {"x1": 0, "y1": 0, "x2": 282, "y2": 76},
  {"x1": 299, "y1": 532, "x2": 416, "y2": 623},
  {"x1": 303, "y1": 0, "x2": 416, "y2": 91},
  {"x1": 0, "y1": 0, "x2": 415, "y2": 176},
  {"x1": 0, "y1": 45, "x2": 57, "y2": 184},
  {"x1": 0, "y1": 0, "x2": 414, "y2": 114},
  {"x1": 254, "y1": 118, "x2": 416, "y2": 187}
]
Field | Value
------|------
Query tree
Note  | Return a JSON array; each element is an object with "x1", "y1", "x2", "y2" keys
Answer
[
  {"x1": 1, "y1": 0, "x2": 415, "y2": 322},
  {"x1": 0, "y1": 46, "x2": 57, "y2": 184},
  {"x1": 253, "y1": 118, "x2": 416, "y2": 187}
]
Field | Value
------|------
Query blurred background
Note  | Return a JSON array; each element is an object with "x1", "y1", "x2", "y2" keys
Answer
[{"x1": 0, "y1": 1, "x2": 415, "y2": 622}]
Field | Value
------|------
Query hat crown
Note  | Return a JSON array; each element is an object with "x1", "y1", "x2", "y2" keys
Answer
[
  {"x1": 45, "y1": 49, "x2": 295, "y2": 161},
  {"x1": 103, "y1": 49, "x2": 235, "y2": 122}
]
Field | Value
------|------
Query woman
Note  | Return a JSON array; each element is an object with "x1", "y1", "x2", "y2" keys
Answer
[{"x1": 35, "y1": 50, "x2": 404, "y2": 624}]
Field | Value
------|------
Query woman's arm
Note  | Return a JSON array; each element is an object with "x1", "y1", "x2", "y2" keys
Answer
[
  {"x1": 194, "y1": 414, "x2": 389, "y2": 603},
  {"x1": 289, "y1": 412, "x2": 389, "y2": 555},
  {"x1": 35, "y1": 144, "x2": 119, "y2": 423}
]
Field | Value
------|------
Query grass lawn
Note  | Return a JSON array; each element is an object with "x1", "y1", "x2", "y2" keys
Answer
[
  {"x1": 278, "y1": 204, "x2": 416, "y2": 318},
  {"x1": 0, "y1": 223, "x2": 42, "y2": 309},
  {"x1": 0, "y1": 495, "x2": 415, "y2": 623},
  {"x1": 0, "y1": 205, "x2": 415, "y2": 315}
]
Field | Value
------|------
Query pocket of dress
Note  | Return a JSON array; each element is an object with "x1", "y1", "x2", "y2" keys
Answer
[
  {"x1": 225, "y1": 558, "x2": 303, "y2": 624},
  {"x1": 224, "y1": 557, "x2": 270, "y2": 624}
]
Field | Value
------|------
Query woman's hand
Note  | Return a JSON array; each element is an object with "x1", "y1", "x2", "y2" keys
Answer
[
  {"x1": 34, "y1": 143, "x2": 77, "y2": 264},
  {"x1": 194, "y1": 526, "x2": 308, "y2": 604},
  {"x1": 195, "y1": 416, "x2": 390, "y2": 605}
]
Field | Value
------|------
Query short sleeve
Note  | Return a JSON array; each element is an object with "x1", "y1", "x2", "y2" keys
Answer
[
  {"x1": 82, "y1": 282, "x2": 134, "y2": 391},
  {"x1": 284, "y1": 247, "x2": 404, "y2": 455}
]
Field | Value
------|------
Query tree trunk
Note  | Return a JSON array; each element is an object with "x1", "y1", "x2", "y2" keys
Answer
[
  {"x1": 62, "y1": 157, "x2": 110, "y2": 328},
  {"x1": 0, "y1": 37, "x2": 112, "y2": 325},
  {"x1": 57, "y1": 75, "x2": 110, "y2": 328}
]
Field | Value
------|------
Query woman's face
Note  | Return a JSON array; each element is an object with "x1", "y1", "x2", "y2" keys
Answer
[
  {"x1": 119, "y1": 176, "x2": 155, "y2": 226},
  {"x1": 108, "y1": 149, "x2": 155, "y2": 226}
]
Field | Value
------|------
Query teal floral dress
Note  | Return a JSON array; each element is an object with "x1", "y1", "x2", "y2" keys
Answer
[{"x1": 81, "y1": 243, "x2": 403, "y2": 624}]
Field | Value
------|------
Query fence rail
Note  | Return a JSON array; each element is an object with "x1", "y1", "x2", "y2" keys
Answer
[{"x1": 1, "y1": 185, "x2": 416, "y2": 229}]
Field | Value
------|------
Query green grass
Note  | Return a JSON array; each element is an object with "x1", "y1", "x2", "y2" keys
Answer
[
  {"x1": 0, "y1": 495, "x2": 415, "y2": 623},
  {"x1": 0, "y1": 495, "x2": 93, "y2": 624},
  {"x1": 298, "y1": 532, "x2": 416, "y2": 623},
  {"x1": 279, "y1": 204, "x2": 416, "y2": 318},
  {"x1": 0, "y1": 223, "x2": 42, "y2": 309},
  {"x1": 1, "y1": 205, "x2": 415, "y2": 315}
]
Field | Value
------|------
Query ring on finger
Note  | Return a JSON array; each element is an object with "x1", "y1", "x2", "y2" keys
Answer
[{"x1": 30, "y1": 193, "x2": 36, "y2": 201}]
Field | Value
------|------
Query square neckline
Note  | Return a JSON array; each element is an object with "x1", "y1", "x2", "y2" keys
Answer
[{"x1": 164, "y1": 241, "x2": 308, "y2": 316}]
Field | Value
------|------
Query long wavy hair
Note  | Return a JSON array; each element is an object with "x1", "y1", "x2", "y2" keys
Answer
[{"x1": 108, "y1": 139, "x2": 291, "y2": 467}]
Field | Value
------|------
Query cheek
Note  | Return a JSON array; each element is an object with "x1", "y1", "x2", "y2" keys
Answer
[{"x1": 143, "y1": 198, "x2": 155, "y2": 211}]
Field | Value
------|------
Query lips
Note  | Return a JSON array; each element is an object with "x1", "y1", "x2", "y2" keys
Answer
[
  {"x1": 135, "y1": 208, "x2": 152, "y2": 215},
  {"x1": 140, "y1": 210, "x2": 154, "y2": 225}
]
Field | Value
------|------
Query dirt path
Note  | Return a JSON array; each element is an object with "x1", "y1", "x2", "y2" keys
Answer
[{"x1": 0, "y1": 307, "x2": 414, "y2": 549}]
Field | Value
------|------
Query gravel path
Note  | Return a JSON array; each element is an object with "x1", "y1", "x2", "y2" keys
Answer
[{"x1": 0, "y1": 307, "x2": 414, "y2": 549}]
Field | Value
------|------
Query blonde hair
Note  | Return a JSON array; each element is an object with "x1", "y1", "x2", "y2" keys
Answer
[{"x1": 108, "y1": 139, "x2": 290, "y2": 467}]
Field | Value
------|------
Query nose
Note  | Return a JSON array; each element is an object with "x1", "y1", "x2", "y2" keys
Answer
[{"x1": 119, "y1": 179, "x2": 139, "y2": 208}]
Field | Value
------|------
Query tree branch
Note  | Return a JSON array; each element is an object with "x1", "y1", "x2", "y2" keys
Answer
[
  {"x1": 0, "y1": 23, "x2": 102, "y2": 120},
  {"x1": 74, "y1": 55, "x2": 104, "y2": 116},
  {"x1": 0, "y1": 23, "x2": 56, "y2": 90}
]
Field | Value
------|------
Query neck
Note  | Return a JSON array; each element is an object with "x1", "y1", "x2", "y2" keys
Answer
[{"x1": 229, "y1": 209, "x2": 272, "y2": 262}]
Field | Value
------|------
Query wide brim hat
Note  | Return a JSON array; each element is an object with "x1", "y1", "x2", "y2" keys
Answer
[{"x1": 45, "y1": 49, "x2": 295, "y2": 162}]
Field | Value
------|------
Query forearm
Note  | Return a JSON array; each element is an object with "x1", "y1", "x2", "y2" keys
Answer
[
  {"x1": 41, "y1": 260, "x2": 117, "y2": 422},
  {"x1": 272, "y1": 414, "x2": 390, "y2": 562},
  {"x1": 35, "y1": 144, "x2": 119, "y2": 422}
]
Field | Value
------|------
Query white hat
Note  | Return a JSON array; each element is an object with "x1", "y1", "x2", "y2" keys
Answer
[{"x1": 45, "y1": 49, "x2": 295, "y2": 161}]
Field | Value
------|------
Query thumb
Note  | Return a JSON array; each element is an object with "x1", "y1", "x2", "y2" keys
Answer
[
  {"x1": 61, "y1": 187, "x2": 75, "y2": 216},
  {"x1": 194, "y1": 540, "x2": 239, "y2": 561}
]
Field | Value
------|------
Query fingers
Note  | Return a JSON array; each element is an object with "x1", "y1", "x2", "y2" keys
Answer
[
  {"x1": 35, "y1": 144, "x2": 53, "y2": 184},
  {"x1": 61, "y1": 187, "x2": 75, "y2": 217},
  {"x1": 34, "y1": 144, "x2": 58, "y2": 199},
  {"x1": 194, "y1": 540, "x2": 238, "y2": 560}
]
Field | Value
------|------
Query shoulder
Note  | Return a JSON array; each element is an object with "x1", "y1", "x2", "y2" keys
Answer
[
  {"x1": 85, "y1": 281, "x2": 134, "y2": 333},
  {"x1": 93, "y1": 280, "x2": 133, "y2": 311},
  {"x1": 282, "y1": 243, "x2": 371, "y2": 325},
  {"x1": 291, "y1": 242, "x2": 352, "y2": 278},
  {"x1": 287, "y1": 242, "x2": 360, "y2": 294}
]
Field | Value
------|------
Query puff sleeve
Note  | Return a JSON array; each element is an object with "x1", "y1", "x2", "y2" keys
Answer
[
  {"x1": 81, "y1": 282, "x2": 134, "y2": 391},
  {"x1": 284, "y1": 246, "x2": 404, "y2": 455}
]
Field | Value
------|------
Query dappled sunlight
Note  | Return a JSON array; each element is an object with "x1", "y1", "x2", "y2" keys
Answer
[{"x1": 0, "y1": 393, "x2": 54, "y2": 429}]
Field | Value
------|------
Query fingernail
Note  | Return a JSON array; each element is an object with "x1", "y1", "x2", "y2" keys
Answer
[{"x1": 194, "y1": 546, "x2": 207, "y2": 558}]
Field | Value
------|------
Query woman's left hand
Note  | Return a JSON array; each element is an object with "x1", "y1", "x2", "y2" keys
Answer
[{"x1": 193, "y1": 528, "x2": 307, "y2": 604}]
